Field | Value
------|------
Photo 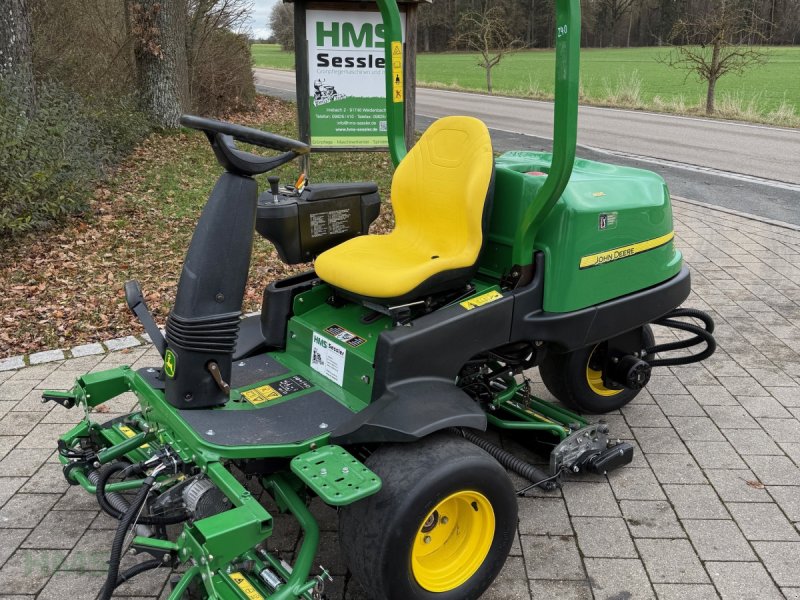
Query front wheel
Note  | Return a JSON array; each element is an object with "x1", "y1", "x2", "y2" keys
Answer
[
  {"x1": 339, "y1": 433, "x2": 518, "y2": 600},
  {"x1": 539, "y1": 325, "x2": 655, "y2": 413}
]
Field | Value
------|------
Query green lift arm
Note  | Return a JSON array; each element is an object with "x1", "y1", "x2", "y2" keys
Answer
[{"x1": 375, "y1": 0, "x2": 581, "y2": 272}]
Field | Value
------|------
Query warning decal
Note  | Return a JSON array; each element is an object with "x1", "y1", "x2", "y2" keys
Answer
[
  {"x1": 391, "y1": 41, "x2": 403, "y2": 103},
  {"x1": 324, "y1": 324, "x2": 367, "y2": 348},
  {"x1": 242, "y1": 375, "x2": 313, "y2": 406},
  {"x1": 241, "y1": 384, "x2": 282, "y2": 405},
  {"x1": 229, "y1": 572, "x2": 263, "y2": 600},
  {"x1": 460, "y1": 290, "x2": 503, "y2": 310},
  {"x1": 311, "y1": 333, "x2": 347, "y2": 386}
]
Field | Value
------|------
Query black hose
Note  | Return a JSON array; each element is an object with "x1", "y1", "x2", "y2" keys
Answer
[
  {"x1": 646, "y1": 308, "x2": 716, "y2": 367},
  {"x1": 99, "y1": 476, "x2": 154, "y2": 600},
  {"x1": 454, "y1": 428, "x2": 558, "y2": 490},
  {"x1": 116, "y1": 558, "x2": 162, "y2": 587},
  {"x1": 95, "y1": 462, "x2": 189, "y2": 525}
]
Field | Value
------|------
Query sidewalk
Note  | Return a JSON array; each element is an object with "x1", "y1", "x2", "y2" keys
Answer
[{"x1": 0, "y1": 199, "x2": 798, "y2": 599}]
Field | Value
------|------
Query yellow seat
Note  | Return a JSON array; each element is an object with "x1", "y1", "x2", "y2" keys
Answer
[{"x1": 314, "y1": 116, "x2": 494, "y2": 301}]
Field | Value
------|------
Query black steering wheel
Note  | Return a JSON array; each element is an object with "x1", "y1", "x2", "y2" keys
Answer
[{"x1": 180, "y1": 115, "x2": 310, "y2": 177}]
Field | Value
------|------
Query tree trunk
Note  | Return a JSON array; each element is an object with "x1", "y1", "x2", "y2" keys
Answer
[
  {"x1": 0, "y1": 0, "x2": 35, "y2": 104},
  {"x1": 706, "y1": 75, "x2": 717, "y2": 114},
  {"x1": 127, "y1": 0, "x2": 190, "y2": 128},
  {"x1": 706, "y1": 42, "x2": 721, "y2": 114},
  {"x1": 486, "y1": 65, "x2": 493, "y2": 93}
]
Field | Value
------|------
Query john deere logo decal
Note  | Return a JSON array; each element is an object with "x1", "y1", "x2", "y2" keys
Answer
[{"x1": 164, "y1": 349, "x2": 177, "y2": 378}]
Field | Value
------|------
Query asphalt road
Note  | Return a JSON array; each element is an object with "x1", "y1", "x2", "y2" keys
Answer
[{"x1": 253, "y1": 68, "x2": 800, "y2": 226}]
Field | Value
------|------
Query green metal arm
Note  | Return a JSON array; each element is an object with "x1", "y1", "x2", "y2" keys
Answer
[
  {"x1": 376, "y1": 0, "x2": 407, "y2": 167},
  {"x1": 512, "y1": 0, "x2": 581, "y2": 267}
]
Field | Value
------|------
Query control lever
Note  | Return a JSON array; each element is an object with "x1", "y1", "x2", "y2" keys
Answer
[
  {"x1": 124, "y1": 281, "x2": 167, "y2": 357},
  {"x1": 268, "y1": 176, "x2": 280, "y2": 202}
]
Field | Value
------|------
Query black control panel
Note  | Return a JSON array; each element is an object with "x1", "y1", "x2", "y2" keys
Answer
[{"x1": 255, "y1": 182, "x2": 381, "y2": 264}]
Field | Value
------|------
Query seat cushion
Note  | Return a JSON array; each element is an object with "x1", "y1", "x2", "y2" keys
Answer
[{"x1": 314, "y1": 116, "x2": 494, "y2": 300}]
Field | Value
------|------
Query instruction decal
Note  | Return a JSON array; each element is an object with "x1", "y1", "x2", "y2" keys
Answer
[
  {"x1": 229, "y1": 572, "x2": 264, "y2": 600},
  {"x1": 460, "y1": 289, "x2": 503, "y2": 310},
  {"x1": 392, "y1": 41, "x2": 404, "y2": 103},
  {"x1": 324, "y1": 324, "x2": 367, "y2": 348},
  {"x1": 242, "y1": 376, "x2": 312, "y2": 406},
  {"x1": 241, "y1": 384, "x2": 282, "y2": 405},
  {"x1": 311, "y1": 332, "x2": 347, "y2": 386},
  {"x1": 579, "y1": 231, "x2": 674, "y2": 269}
]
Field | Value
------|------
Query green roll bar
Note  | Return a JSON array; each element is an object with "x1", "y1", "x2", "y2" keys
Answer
[{"x1": 376, "y1": 0, "x2": 581, "y2": 269}]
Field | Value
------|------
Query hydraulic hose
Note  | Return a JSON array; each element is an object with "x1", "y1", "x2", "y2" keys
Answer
[
  {"x1": 90, "y1": 466, "x2": 133, "y2": 517},
  {"x1": 454, "y1": 428, "x2": 558, "y2": 490},
  {"x1": 115, "y1": 559, "x2": 162, "y2": 587},
  {"x1": 646, "y1": 308, "x2": 716, "y2": 367},
  {"x1": 95, "y1": 462, "x2": 188, "y2": 525},
  {"x1": 99, "y1": 476, "x2": 155, "y2": 600}
]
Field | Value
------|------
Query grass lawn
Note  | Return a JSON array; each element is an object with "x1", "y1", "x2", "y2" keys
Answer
[
  {"x1": 253, "y1": 44, "x2": 800, "y2": 121},
  {"x1": 0, "y1": 97, "x2": 395, "y2": 358}
]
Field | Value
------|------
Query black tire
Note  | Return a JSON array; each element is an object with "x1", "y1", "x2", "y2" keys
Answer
[
  {"x1": 539, "y1": 325, "x2": 655, "y2": 414},
  {"x1": 339, "y1": 433, "x2": 518, "y2": 600}
]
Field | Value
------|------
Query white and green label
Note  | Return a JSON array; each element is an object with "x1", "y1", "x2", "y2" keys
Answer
[{"x1": 306, "y1": 9, "x2": 406, "y2": 148}]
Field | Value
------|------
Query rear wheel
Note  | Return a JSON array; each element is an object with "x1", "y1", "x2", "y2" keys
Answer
[
  {"x1": 540, "y1": 325, "x2": 654, "y2": 413},
  {"x1": 339, "y1": 433, "x2": 517, "y2": 600}
]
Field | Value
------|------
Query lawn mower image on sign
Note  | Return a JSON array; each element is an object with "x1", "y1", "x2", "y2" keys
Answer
[{"x1": 45, "y1": 0, "x2": 716, "y2": 598}]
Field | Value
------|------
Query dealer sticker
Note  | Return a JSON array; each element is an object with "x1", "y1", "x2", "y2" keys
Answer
[
  {"x1": 311, "y1": 333, "x2": 347, "y2": 386},
  {"x1": 460, "y1": 289, "x2": 503, "y2": 310}
]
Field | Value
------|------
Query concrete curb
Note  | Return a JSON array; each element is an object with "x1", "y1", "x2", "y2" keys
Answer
[{"x1": 0, "y1": 334, "x2": 151, "y2": 372}]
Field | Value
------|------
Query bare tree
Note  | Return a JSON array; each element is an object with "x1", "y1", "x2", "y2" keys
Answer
[
  {"x1": 451, "y1": 6, "x2": 523, "y2": 93},
  {"x1": 661, "y1": 0, "x2": 769, "y2": 114},
  {"x1": 127, "y1": 0, "x2": 190, "y2": 128},
  {"x1": 0, "y1": 0, "x2": 35, "y2": 103},
  {"x1": 269, "y1": 3, "x2": 294, "y2": 51}
]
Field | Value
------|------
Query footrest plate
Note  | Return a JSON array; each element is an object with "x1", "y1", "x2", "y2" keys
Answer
[{"x1": 290, "y1": 445, "x2": 381, "y2": 506}]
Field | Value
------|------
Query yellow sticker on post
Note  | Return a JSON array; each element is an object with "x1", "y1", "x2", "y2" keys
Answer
[
  {"x1": 391, "y1": 41, "x2": 403, "y2": 103},
  {"x1": 460, "y1": 290, "x2": 503, "y2": 310},
  {"x1": 229, "y1": 572, "x2": 264, "y2": 600}
]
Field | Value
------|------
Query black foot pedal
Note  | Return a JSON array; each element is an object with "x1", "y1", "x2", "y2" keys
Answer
[{"x1": 125, "y1": 280, "x2": 167, "y2": 357}]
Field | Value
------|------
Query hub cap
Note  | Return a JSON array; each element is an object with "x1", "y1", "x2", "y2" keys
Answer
[
  {"x1": 586, "y1": 346, "x2": 623, "y2": 397},
  {"x1": 411, "y1": 490, "x2": 495, "y2": 592}
]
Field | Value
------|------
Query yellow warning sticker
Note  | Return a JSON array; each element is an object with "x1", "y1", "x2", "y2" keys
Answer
[
  {"x1": 118, "y1": 425, "x2": 149, "y2": 448},
  {"x1": 391, "y1": 41, "x2": 403, "y2": 103},
  {"x1": 229, "y1": 572, "x2": 264, "y2": 600},
  {"x1": 241, "y1": 385, "x2": 282, "y2": 406},
  {"x1": 460, "y1": 290, "x2": 503, "y2": 310},
  {"x1": 579, "y1": 231, "x2": 674, "y2": 269}
]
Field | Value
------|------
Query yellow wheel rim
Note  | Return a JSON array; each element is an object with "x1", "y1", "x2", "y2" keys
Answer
[
  {"x1": 411, "y1": 490, "x2": 495, "y2": 592},
  {"x1": 586, "y1": 346, "x2": 623, "y2": 397}
]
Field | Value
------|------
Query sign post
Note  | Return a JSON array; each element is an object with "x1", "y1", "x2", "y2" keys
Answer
[{"x1": 290, "y1": 0, "x2": 424, "y2": 171}]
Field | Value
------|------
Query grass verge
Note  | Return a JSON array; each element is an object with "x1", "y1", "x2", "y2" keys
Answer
[
  {"x1": 0, "y1": 96, "x2": 395, "y2": 358},
  {"x1": 253, "y1": 44, "x2": 800, "y2": 127}
]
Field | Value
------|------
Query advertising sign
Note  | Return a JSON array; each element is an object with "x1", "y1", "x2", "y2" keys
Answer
[{"x1": 306, "y1": 9, "x2": 406, "y2": 148}]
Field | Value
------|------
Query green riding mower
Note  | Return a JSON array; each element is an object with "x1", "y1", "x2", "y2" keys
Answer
[{"x1": 45, "y1": 0, "x2": 715, "y2": 598}]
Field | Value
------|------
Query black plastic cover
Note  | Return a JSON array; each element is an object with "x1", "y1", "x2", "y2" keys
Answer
[{"x1": 256, "y1": 183, "x2": 380, "y2": 264}]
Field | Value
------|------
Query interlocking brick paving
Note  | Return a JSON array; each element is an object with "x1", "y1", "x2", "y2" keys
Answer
[{"x1": 0, "y1": 200, "x2": 798, "y2": 599}]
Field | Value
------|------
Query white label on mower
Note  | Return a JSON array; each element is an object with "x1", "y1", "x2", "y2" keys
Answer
[{"x1": 311, "y1": 332, "x2": 346, "y2": 386}]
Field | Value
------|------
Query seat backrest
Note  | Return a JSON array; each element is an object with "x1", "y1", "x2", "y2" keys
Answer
[{"x1": 391, "y1": 116, "x2": 494, "y2": 261}]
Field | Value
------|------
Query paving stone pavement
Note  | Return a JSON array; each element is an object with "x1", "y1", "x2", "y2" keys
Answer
[{"x1": 0, "y1": 200, "x2": 798, "y2": 599}]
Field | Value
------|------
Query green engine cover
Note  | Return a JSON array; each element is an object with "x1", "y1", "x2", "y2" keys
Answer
[{"x1": 482, "y1": 151, "x2": 682, "y2": 313}]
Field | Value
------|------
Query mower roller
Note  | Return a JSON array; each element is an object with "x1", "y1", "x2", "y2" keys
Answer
[{"x1": 46, "y1": 0, "x2": 716, "y2": 597}]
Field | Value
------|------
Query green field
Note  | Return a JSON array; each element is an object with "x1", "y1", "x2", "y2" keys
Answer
[{"x1": 252, "y1": 44, "x2": 800, "y2": 123}]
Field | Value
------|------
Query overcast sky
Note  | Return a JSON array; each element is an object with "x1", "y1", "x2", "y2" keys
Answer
[{"x1": 247, "y1": 0, "x2": 280, "y2": 39}]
